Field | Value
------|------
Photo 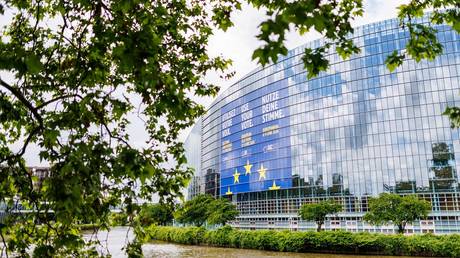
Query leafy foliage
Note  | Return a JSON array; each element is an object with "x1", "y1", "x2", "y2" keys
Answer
[
  {"x1": 443, "y1": 106, "x2": 460, "y2": 128},
  {"x1": 110, "y1": 212, "x2": 129, "y2": 227},
  {"x1": 175, "y1": 194, "x2": 215, "y2": 227},
  {"x1": 0, "y1": 0, "x2": 239, "y2": 256},
  {"x1": 206, "y1": 198, "x2": 239, "y2": 226},
  {"x1": 138, "y1": 203, "x2": 174, "y2": 227},
  {"x1": 147, "y1": 225, "x2": 460, "y2": 257},
  {"x1": 248, "y1": 0, "x2": 459, "y2": 78},
  {"x1": 363, "y1": 193, "x2": 431, "y2": 234},
  {"x1": 299, "y1": 200, "x2": 342, "y2": 232},
  {"x1": 249, "y1": 0, "x2": 363, "y2": 76},
  {"x1": 175, "y1": 195, "x2": 238, "y2": 226}
]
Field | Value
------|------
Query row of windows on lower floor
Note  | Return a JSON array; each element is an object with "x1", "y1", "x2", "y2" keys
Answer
[
  {"x1": 232, "y1": 193, "x2": 460, "y2": 214},
  {"x1": 235, "y1": 216, "x2": 460, "y2": 222},
  {"x1": 230, "y1": 217, "x2": 460, "y2": 233},
  {"x1": 231, "y1": 226, "x2": 442, "y2": 234}
]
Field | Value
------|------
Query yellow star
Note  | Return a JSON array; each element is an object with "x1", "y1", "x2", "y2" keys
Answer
[
  {"x1": 269, "y1": 180, "x2": 280, "y2": 190},
  {"x1": 225, "y1": 187, "x2": 233, "y2": 195},
  {"x1": 233, "y1": 169, "x2": 240, "y2": 183},
  {"x1": 244, "y1": 160, "x2": 252, "y2": 175},
  {"x1": 258, "y1": 164, "x2": 267, "y2": 180}
]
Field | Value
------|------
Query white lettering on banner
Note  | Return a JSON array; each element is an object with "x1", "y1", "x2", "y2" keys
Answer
[
  {"x1": 222, "y1": 108, "x2": 236, "y2": 136},
  {"x1": 261, "y1": 91, "x2": 279, "y2": 104},
  {"x1": 262, "y1": 109, "x2": 284, "y2": 123},
  {"x1": 262, "y1": 101, "x2": 279, "y2": 113},
  {"x1": 240, "y1": 102, "x2": 254, "y2": 130},
  {"x1": 241, "y1": 119, "x2": 253, "y2": 130},
  {"x1": 241, "y1": 110, "x2": 253, "y2": 121},
  {"x1": 241, "y1": 149, "x2": 250, "y2": 157},
  {"x1": 222, "y1": 128, "x2": 231, "y2": 137},
  {"x1": 261, "y1": 91, "x2": 284, "y2": 123},
  {"x1": 222, "y1": 108, "x2": 236, "y2": 121},
  {"x1": 241, "y1": 103, "x2": 250, "y2": 112},
  {"x1": 222, "y1": 119, "x2": 232, "y2": 129},
  {"x1": 263, "y1": 144, "x2": 276, "y2": 153}
]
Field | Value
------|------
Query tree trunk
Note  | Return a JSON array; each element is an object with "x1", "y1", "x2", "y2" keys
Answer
[
  {"x1": 397, "y1": 222, "x2": 406, "y2": 234},
  {"x1": 317, "y1": 222, "x2": 323, "y2": 232}
]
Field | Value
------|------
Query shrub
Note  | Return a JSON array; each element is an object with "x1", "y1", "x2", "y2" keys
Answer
[
  {"x1": 109, "y1": 212, "x2": 128, "y2": 226},
  {"x1": 276, "y1": 230, "x2": 306, "y2": 252},
  {"x1": 203, "y1": 225, "x2": 232, "y2": 246},
  {"x1": 145, "y1": 226, "x2": 460, "y2": 257}
]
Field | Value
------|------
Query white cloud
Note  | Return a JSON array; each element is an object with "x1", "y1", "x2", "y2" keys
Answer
[
  {"x1": 197, "y1": 0, "x2": 409, "y2": 111},
  {"x1": 178, "y1": 0, "x2": 409, "y2": 142},
  {"x1": 15, "y1": 1, "x2": 410, "y2": 164}
]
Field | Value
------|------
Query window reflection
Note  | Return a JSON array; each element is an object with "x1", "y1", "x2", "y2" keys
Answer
[{"x1": 190, "y1": 15, "x2": 460, "y2": 226}]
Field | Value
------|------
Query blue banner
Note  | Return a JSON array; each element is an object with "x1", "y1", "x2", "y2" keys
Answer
[{"x1": 220, "y1": 79, "x2": 292, "y2": 196}]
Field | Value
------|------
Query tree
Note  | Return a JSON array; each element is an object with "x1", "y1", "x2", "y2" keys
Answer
[
  {"x1": 0, "y1": 0, "x2": 238, "y2": 256},
  {"x1": 138, "y1": 203, "x2": 174, "y2": 226},
  {"x1": 206, "y1": 198, "x2": 239, "y2": 226},
  {"x1": 175, "y1": 195, "x2": 238, "y2": 227},
  {"x1": 175, "y1": 194, "x2": 214, "y2": 227},
  {"x1": 299, "y1": 200, "x2": 342, "y2": 232},
  {"x1": 0, "y1": 0, "x2": 457, "y2": 256},
  {"x1": 363, "y1": 193, "x2": 431, "y2": 234}
]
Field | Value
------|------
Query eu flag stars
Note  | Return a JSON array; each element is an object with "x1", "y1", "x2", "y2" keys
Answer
[
  {"x1": 269, "y1": 180, "x2": 280, "y2": 190},
  {"x1": 258, "y1": 164, "x2": 267, "y2": 180},
  {"x1": 225, "y1": 187, "x2": 233, "y2": 195},
  {"x1": 233, "y1": 169, "x2": 240, "y2": 183},
  {"x1": 244, "y1": 160, "x2": 252, "y2": 175}
]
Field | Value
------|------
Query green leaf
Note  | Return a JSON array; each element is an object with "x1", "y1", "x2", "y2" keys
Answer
[
  {"x1": 385, "y1": 51, "x2": 405, "y2": 72},
  {"x1": 302, "y1": 47, "x2": 329, "y2": 79},
  {"x1": 25, "y1": 55, "x2": 43, "y2": 74}
]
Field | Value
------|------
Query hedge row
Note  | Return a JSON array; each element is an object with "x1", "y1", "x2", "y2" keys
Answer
[
  {"x1": 145, "y1": 225, "x2": 460, "y2": 257},
  {"x1": 76, "y1": 224, "x2": 99, "y2": 230}
]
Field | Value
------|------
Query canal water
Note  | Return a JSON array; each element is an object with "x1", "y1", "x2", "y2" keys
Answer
[{"x1": 84, "y1": 227, "x2": 417, "y2": 258}]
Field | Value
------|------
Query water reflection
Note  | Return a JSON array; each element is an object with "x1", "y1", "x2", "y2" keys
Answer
[
  {"x1": 146, "y1": 242, "x2": 335, "y2": 258},
  {"x1": 82, "y1": 227, "x2": 134, "y2": 257},
  {"x1": 84, "y1": 227, "x2": 419, "y2": 258},
  {"x1": 143, "y1": 242, "x2": 422, "y2": 258}
]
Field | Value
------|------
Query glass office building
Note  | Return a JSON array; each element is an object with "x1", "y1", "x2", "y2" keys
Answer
[{"x1": 185, "y1": 15, "x2": 460, "y2": 233}]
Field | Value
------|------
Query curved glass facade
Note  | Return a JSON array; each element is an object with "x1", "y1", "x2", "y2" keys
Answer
[
  {"x1": 184, "y1": 118, "x2": 203, "y2": 200},
  {"x1": 191, "y1": 15, "x2": 460, "y2": 233}
]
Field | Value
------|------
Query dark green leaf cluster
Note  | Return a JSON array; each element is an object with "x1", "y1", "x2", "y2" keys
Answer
[
  {"x1": 138, "y1": 203, "x2": 174, "y2": 227},
  {"x1": 0, "y1": 0, "x2": 238, "y2": 256},
  {"x1": 385, "y1": 1, "x2": 459, "y2": 71},
  {"x1": 174, "y1": 194, "x2": 239, "y2": 226},
  {"x1": 249, "y1": 0, "x2": 459, "y2": 78},
  {"x1": 147, "y1": 225, "x2": 460, "y2": 257},
  {"x1": 443, "y1": 106, "x2": 460, "y2": 128},
  {"x1": 363, "y1": 193, "x2": 431, "y2": 234},
  {"x1": 298, "y1": 200, "x2": 342, "y2": 231},
  {"x1": 250, "y1": 0, "x2": 363, "y2": 77},
  {"x1": 206, "y1": 197, "x2": 240, "y2": 226}
]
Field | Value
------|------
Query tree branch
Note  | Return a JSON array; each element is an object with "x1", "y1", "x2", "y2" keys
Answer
[
  {"x1": 0, "y1": 228, "x2": 8, "y2": 258},
  {"x1": 36, "y1": 94, "x2": 82, "y2": 110},
  {"x1": 0, "y1": 78, "x2": 43, "y2": 127}
]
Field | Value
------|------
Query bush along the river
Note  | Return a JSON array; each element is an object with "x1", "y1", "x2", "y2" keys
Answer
[{"x1": 146, "y1": 225, "x2": 460, "y2": 257}]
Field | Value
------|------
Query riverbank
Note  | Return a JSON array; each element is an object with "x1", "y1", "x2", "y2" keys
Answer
[{"x1": 145, "y1": 225, "x2": 460, "y2": 257}]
